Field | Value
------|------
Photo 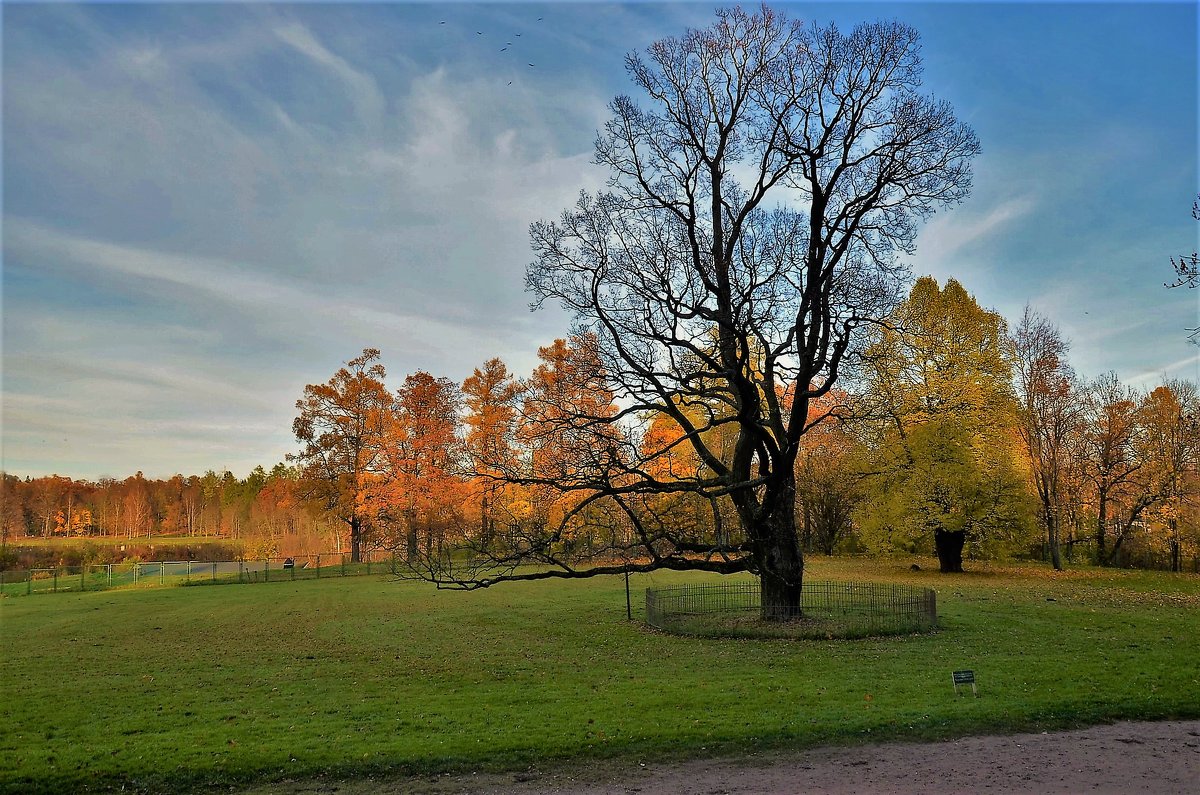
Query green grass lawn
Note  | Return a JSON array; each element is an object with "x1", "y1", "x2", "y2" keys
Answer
[{"x1": 1, "y1": 558, "x2": 1198, "y2": 793}]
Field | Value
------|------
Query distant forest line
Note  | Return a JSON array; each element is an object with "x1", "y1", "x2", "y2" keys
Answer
[{"x1": 5, "y1": 276, "x2": 1199, "y2": 576}]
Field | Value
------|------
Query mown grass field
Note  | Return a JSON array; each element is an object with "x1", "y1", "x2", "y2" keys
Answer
[{"x1": 1, "y1": 558, "x2": 1198, "y2": 793}]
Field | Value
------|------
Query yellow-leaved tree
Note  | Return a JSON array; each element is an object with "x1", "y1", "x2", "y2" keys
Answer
[{"x1": 856, "y1": 277, "x2": 1034, "y2": 571}]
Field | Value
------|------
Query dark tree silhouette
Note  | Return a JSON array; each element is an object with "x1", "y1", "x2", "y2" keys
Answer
[
  {"x1": 1166, "y1": 195, "x2": 1200, "y2": 344},
  {"x1": 429, "y1": 6, "x2": 978, "y2": 617},
  {"x1": 1166, "y1": 195, "x2": 1200, "y2": 290}
]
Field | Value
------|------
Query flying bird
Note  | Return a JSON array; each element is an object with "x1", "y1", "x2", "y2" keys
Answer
[
  {"x1": 501, "y1": 47, "x2": 508, "y2": 51},
  {"x1": 528, "y1": 63, "x2": 535, "y2": 67}
]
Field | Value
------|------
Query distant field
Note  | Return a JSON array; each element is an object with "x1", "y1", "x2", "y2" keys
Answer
[{"x1": 1, "y1": 559, "x2": 1198, "y2": 793}]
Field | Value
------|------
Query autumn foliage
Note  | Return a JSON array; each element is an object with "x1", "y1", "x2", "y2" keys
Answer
[
  {"x1": 1, "y1": 464, "x2": 338, "y2": 564},
  {"x1": 6, "y1": 284, "x2": 1199, "y2": 578}
]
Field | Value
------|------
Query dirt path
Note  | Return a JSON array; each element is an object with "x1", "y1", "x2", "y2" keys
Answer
[{"x1": 280, "y1": 720, "x2": 1200, "y2": 794}]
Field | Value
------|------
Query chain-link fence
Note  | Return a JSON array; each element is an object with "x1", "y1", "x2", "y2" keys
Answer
[
  {"x1": 645, "y1": 580, "x2": 937, "y2": 639},
  {"x1": 0, "y1": 552, "x2": 399, "y2": 597}
]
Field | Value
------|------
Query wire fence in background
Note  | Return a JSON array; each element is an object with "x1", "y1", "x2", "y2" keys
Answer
[
  {"x1": 645, "y1": 580, "x2": 937, "y2": 639},
  {"x1": 0, "y1": 552, "x2": 399, "y2": 597}
]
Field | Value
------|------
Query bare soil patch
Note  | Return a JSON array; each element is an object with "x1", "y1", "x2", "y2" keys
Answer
[{"x1": 266, "y1": 720, "x2": 1200, "y2": 795}]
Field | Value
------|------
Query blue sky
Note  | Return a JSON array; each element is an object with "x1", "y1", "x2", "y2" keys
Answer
[{"x1": 2, "y1": 2, "x2": 1197, "y2": 480}]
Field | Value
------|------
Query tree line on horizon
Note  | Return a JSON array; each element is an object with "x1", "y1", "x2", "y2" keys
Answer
[
  {"x1": 0, "y1": 463, "x2": 343, "y2": 565},
  {"x1": 3, "y1": 274, "x2": 1197, "y2": 574},
  {"x1": 290, "y1": 276, "x2": 1200, "y2": 578}
]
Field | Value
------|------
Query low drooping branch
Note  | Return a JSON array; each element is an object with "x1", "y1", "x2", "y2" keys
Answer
[{"x1": 424, "y1": 554, "x2": 754, "y2": 592}]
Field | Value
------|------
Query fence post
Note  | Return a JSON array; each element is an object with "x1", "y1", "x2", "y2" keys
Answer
[
  {"x1": 187, "y1": 560, "x2": 192, "y2": 583},
  {"x1": 212, "y1": 562, "x2": 217, "y2": 582},
  {"x1": 239, "y1": 561, "x2": 244, "y2": 583},
  {"x1": 54, "y1": 568, "x2": 59, "y2": 593},
  {"x1": 28, "y1": 573, "x2": 32, "y2": 596},
  {"x1": 160, "y1": 561, "x2": 165, "y2": 585},
  {"x1": 316, "y1": 554, "x2": 321, "y2": 579},
  {"x1": 107, "y1": 564, "x2": 112, "y2": 589},
  {"x1": 264, "y1": 560, "x2": 269, "y2": 583},
  {"x1": 625, "y1": 568, "x2": 632, "y2": 621}
]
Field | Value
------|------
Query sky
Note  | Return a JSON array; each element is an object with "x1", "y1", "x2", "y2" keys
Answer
[{"x1": 2, "y1": 1, "x2": 1197, "y2": 481}]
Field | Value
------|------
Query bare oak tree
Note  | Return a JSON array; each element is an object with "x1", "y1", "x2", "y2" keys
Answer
[{"x1": 431, "y1": 7, "x2": 978, "y2": 616}]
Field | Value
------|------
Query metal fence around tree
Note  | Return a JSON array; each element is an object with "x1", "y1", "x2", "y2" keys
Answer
[
  {"x1": 645, "y1": 580, "x2": 938, "y2": 639},
  {"x1": 0, "y1": 552, "x2": 398, "y2": 597}
]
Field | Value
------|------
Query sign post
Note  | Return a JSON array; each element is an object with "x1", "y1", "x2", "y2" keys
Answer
[{"x1": 624, "y1": 567, "x2": 632, "y2": 621}]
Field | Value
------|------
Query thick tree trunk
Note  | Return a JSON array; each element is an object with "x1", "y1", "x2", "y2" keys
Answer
[
  {"x1": 479, "y1": 492, "x2": 492, "y2": 551},
  {"x1": 349, "y1": 515, "x2": 362, "y2": 563},
  {"x1": 1047, "y1": 518, "x2": 1063, "y2": 571},
  {"x1": 406, "y1": 509, "x2": 419, "y2": 563},
  {"x1": 1040, "y1": 504, "x2": 1063, "y2": 571},
  {"x1": 751, "y1": 482, "x2": 804, "y2": 621},
  {"x1": 934, "y1": 530, "x2": 965, "y2": 573},
  {"x1": 1170, "y1": 519, "x2": 1181, "y2": 572}
]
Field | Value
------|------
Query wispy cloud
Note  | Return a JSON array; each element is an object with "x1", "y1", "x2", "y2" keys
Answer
[
  {"x1": 4, "y1": 218, "x2": 541, "y2": 361},
  {"x1": 273, "y1": 21, "x2": 384, "y2": 128},
  {"x1": 916, "y1": 195, "x2": 1039, "y2": 268},
  {"x1": 1126, "y1": 351, "x2": 1200, "y2": 389}
]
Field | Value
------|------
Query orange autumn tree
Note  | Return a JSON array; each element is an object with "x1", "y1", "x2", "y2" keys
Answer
[
  {"x1": 1012, "y1": 308, "x2": 1082, "y2": 570},
  {"x1": 248, "y1": 465, "x2": 306, "y2": 557},
  {"x1": 461, "y1": 358, "x2": 522, "y2": 551},
  {"x1": 1078, "y1": 373, "x2": 1147, "y2": 565},
  {"x1": 633, "y1": 402, "x2": 730, "y2": 550},
  {"x1": 518, "y1": 336, "x2": 621, "y2": 548},
  {"x1": 122, "y1": 473, "x2": 154, "y2": 539},
  {"x1": 291, "y1": 349, "x2": 391, "y2": 562},
  {"x1": 1136, "y1": 381, "x2": 1200, "y2": 571},
  {"x1": 376, "y1": 371, "x2": 467, "y2": 563},
  {"x1": 794, "y1": 388, "x2": 862, "y2": 555},
  {"x1": 429, "y1": 335, "x2": 627, "y2": 583}
]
